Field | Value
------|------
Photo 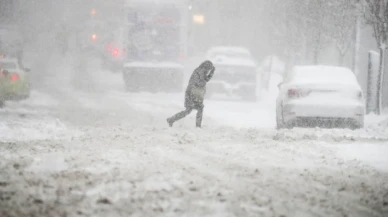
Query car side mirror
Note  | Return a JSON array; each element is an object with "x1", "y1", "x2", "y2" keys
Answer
[{"x1": 277, "y1": 82, "x2": 283, "y2": 89}]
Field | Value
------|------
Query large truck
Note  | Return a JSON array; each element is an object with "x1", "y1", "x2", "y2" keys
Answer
[{"x1": 121, "y1": 0, "x2": 188, "y2": 92}]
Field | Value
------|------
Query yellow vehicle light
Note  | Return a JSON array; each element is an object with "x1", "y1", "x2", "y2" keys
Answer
[{"x1": 193, "y1": 14, "x2": 205, "y2": 24}]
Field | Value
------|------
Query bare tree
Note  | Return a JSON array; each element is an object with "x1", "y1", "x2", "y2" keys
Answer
[
  {"x1": 303, "y1": 0, "x2": 333, "y2": 64},
  {"x1": 328, "y1": 0, "x2": 357, "y2": 66},
  {"x1": 361, "y1": 0, "x2": 388, "y2": 114},
  {"x1": 267, "y1": 0, "x2": 337, "y2": 66},
  {"x1": 266, "y1": 0, "x2": 306, "y2": 68}
]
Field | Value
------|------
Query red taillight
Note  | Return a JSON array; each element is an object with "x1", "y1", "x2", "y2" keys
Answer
[
  {"x1": 112, "y1": 48, "x2": 119, "y2": 57},
  {"x1": 11, "y1": 74, "x2": 19, "y2": 81},
  {"x1": 180, "y1": 54, "x2": 185, "y2": 60},
  {"x1": 288, "y1": 89, "x2": 310, "y2": 99},
  {"x1": 92, "y1": 34, "x2": 97, "y2": 41},
  {"x1": 288, "y1": 89, "x2": 298, "y2": 98}
]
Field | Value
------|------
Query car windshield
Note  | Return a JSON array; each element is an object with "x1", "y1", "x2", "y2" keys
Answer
[
  {"x1": 0, "y1": 61, "x2": 17, "y2": 70},
  {"x1": 212, "y1": 65, "x2": 256, "y2": 83}
]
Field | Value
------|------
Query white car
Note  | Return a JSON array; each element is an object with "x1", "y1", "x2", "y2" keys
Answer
[
  {"x1": 205, "y1": 46, "x2": 258, "y2": 101},
  {"x1": 276, "y1": 65, "x2": 365, "y2": 129}
]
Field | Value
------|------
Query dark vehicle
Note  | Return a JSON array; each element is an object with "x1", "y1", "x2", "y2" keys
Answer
[
  {"x1": 206, "y1": 46, "x2": 258, "y2": 101},
  {"x1": 122, "y1": 0, "x2": 188, "y2": 92}
]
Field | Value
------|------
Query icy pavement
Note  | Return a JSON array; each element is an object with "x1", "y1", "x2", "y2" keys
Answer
[{"x1": 1, "y1": 80, "x2": 388, "y2": 216}]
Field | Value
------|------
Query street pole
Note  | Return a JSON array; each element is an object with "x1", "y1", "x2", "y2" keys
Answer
[{"x1": 353, "y1": 0, "x2": 361, "y2": 75}]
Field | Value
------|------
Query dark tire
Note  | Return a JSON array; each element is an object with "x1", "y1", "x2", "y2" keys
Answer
[
  {"x1": 350, "y1": 120, "x2": 364, "y2": 130},
  {"x1": 125, "y1": 83, "x2": 140, "y2": 92},
  {"x1": 123, "y1": 72, "x2": 140, "y2": 92},
  {"x1": 276, "y1": 121, "x2": 284, "y2": 129},
  {"x1": 276, "y1": 105, "x2": 284, "y2": 129},
  {"x1": 276, "y1": 113, "x2": 285, "y2": 129},
  {"x1": 284, "y1": 122, "x2": 295, "y2": 129}
]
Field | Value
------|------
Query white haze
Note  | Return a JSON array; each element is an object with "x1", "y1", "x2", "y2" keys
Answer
[{"x1": 0, "y1": 1, "x2": 388, "y2": 217}]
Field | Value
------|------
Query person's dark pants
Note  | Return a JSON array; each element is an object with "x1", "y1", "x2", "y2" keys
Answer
[{"x1": 168, "y1": 104, "x2": 204, "y2": 127}]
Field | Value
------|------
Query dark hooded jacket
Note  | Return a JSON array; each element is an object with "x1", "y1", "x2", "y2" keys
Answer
[{"x1": 184, "y1": 60, "x2": 215, "y2": 108}]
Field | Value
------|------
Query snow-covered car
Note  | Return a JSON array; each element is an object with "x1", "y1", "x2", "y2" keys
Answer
[
  {"x1": 0, "y1": 57, "x2": 30, "y2": 103},
  {"x1": 205, "y1": 46, "x2": 258, "y2": 101},
  {"x1": 276, "y1": 65, "x2": 365, "y2": 129}
]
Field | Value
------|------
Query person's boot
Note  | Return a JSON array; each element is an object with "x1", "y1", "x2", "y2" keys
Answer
[
  {"x1": 167, "y1": 118, "x2": 174, "y2": 127},
  {"x1": 167, "y1": 108, "x2": 193, "y2": 127}
]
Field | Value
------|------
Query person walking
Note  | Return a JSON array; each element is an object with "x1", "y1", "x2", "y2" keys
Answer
[{"x1": 167, "y1": 60, "x2": 215, "y2": 128}]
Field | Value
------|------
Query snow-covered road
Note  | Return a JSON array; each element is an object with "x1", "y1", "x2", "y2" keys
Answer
[{"x1": 1, "y1": 72, "x2": 388, "y2": 217}]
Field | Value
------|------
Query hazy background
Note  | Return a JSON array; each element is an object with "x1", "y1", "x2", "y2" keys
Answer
[{"x1": 0, "y1": 0, "x2": 385, "y2": 100}]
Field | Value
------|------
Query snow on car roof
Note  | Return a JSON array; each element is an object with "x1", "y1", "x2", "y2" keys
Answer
[
  {"x1": 211, "y1": 56, "x2": 257, "y2": 67},
  {"x1": 291, "y1": 65, "x2": 358, "y2": 84}
]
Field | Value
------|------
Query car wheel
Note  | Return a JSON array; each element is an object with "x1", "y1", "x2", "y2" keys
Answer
[
  {"x1": 276, "y1": 117, "x2": 284, "y2": 129},
  {"x1": 351, "y1": 119, "x2": 364, "y2": 130},
  {"x1": 123, "y1": 76, "x2": 140, "y2": 92},
  {"x1": 276, "y1": 105, "x2": 285, "y2": 129}
]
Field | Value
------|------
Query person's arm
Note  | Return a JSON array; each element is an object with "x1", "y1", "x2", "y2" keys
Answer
[
  {"x1": 188, "y1": 69, "x2": 201, "y2": 87},
  {"x1": 205, "y1": 66, "x2": 215, "y2": 82}
]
